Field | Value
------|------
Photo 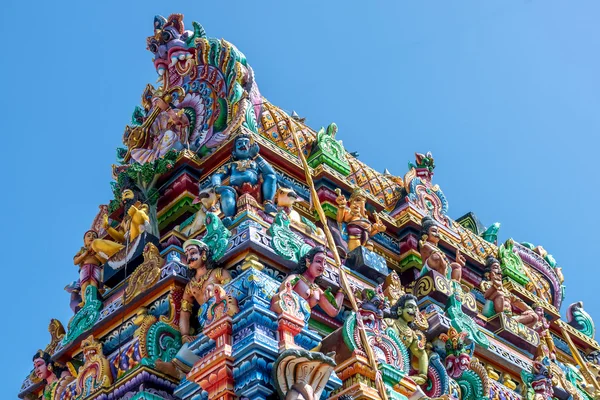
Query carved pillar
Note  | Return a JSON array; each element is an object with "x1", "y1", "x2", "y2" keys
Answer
[{"x1": 187, "y1": 316, "x2": 235, "y2": 400}]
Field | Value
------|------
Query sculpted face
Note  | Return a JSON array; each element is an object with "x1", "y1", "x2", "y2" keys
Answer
[
  {"x1": 234, "y1": 137, "x2": 252, "y2": 159},
  {"x1": 33, "y1": 357, "x2": 51, "y2": 380},
  {"x1": 185, "y1": 245, "x2": 204, "y2": 270},
  {"x1": 427, "y1": 225, "x2": 440, "y2": 244},
  {"x1": 306, "y1": 252, "x2": 326, "y2": 279},
  {"x1": 401, "y1": 299, "x2": 418, "y2": 323},
  {"x1": 490, "y1": 262, "x2": 502, "y2": 278},
  {"x1": 349, "y1": 197, "x2": 366, "y2": 215},
  {"x1": 84, "y1": 231, "x2": 98, "y2": 247}
]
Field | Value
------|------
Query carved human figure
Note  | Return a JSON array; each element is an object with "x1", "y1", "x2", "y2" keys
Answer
[
  {"x1": 335, "y1": 187, "x2": 386, "y2": 252},
  {"x1": 73, "y1": 230, "x2": 103, "y2": 306},
  {"x1": 480, "y1": 256, "x2": 538, "y2": 327},
  {"x1": 91, "y1": 189, "x2": 150, "y2": 260},
  {"x1": 154, "y1": 239, "x2": 231, "y2": 379},
  {"x1": 276, "y1": 246, "x2": 344, "y2": 317},
  {"x1": 532, "y1": 304, "x2": 556, "y2": 361},
  {"x1": 211, "y1": 134, "x2": 277, "y2": 226},
  {"x1": 386, "y1": 294, "x2": 429, "y2": 385},
  {"x1": 419, "y1": 216, "x2": 464, "y2": 282},
  {"x1": 32, "y1": 350, "x2": 73, "y2": 399}
]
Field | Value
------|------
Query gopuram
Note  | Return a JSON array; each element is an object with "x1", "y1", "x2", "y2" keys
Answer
[{"x1": 19, "y1": 13, "x2": 600, "y2": 400}]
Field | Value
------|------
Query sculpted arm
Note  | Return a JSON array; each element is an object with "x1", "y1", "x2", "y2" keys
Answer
[
  {"x1": 179, "y1": 287, "x2": 194, "y2": 340},
  {"x1": 73, "y1": 249, "x2": 88, "y2": 266},
  {"x1": 211, "y1": 164, "x2": 230, "y2": 187},
  {"x1": 318, "y1": 289, "x2": 344, "y2": 318}
]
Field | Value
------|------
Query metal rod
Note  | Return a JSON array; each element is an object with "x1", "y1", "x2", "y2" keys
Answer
[{"x1": 284, "y1": 116, "x2": 390, "y2": 400}]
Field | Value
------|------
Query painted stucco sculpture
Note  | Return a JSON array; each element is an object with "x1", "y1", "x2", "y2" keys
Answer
[
  {"x1": 19, "y1": 12, "x2": 600, "y2": 400},
  {"x1": 335, "y1": 187, "x2": 386, "y2": 252},
  {"x1": 211, "y1": 133, "x2": 277, "y2": 226}
]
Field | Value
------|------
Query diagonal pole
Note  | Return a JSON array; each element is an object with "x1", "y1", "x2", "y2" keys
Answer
[{"x1": 284, "y1": 116, "x2": 390, "y2": 400}]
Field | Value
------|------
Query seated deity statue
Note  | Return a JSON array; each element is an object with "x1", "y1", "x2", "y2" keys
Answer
[
  {"x1": 91, "y1": 189, "x2": 150, "y2": 261},
  {"x1": 480, "y1": 256, "x2": 538, "y2": 327},
  {"x1": 419, "y1": 216, "x2": 464, "y2": 282},
  {"x1": 211, "y1": 134, "x2": 277, "y2": 226},
  {"x1": 385, "y1": 294, "x2": 429, "y2": 385},
  {"x1": 335, "y1": 187, "x2": 386, "y2": 252},
  {"x1": 274, "y1": 246, "x2": 344, "y2": 318},
  {"x1": 154, "y1": 239, "x2": 231, "y2": 379},
  {"x1": 73, "y1": 230, "x2": 104, "y2": 306}
]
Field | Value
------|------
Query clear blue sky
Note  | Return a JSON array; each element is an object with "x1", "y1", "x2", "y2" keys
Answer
[{"x1": 2, "y1": 0, "x2": 599, "y2": 396}]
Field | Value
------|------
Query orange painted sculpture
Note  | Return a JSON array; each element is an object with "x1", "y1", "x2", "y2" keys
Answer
[
  {"x1": 335, "y1": 187, "x2": 386, "y2": 252},
  {"x1": 154, "y1": 239, "x2": 231, "y2": 379}
]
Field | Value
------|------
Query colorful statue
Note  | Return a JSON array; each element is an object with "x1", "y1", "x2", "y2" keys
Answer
[
  {"x1": 521, "y1": 359, "x2": 554, "y2": 400},
  {"x1": 211, "y1": 134, "x2": 277, "y2": 226},
  {"x1": 73, "y1": 230, "x2": 103, "y2": 306},
  {"x1": 268, "y1": 210, "x2": 312, "y2": 263},
  {"x1": 154, "y1": 239, "x2": 231, "y2": 379},
  {"x1": 382, "y1": 270, "x2": 405, "y2": 305},
  {"x1": 32, "y1": 350, "x2": 73, "y2": 400},
  {"x1": 92, "y1": 189, "x2": 150, "y2": 261},
  {"x1": 480, "y1": 256, "x2": 538, "y2": 327},
  {"x1": 274, "y1": 187, "x2": 324, "y2": 237},
  {"x1": 498, "y1": 238, "x2": 530, "y2": 286},
  {"x1": 419, "y1": 216, "x2": 464, "y2": 282},
  {"x1": 567, "y1": 301, "x2": 596, "y2": 339},
  {"x1": 274, "y1": 246, "x2": 344, "y2": 317},
  {"x1": 75, "y1": 335, "x2": 112, "y2": 397},
  {"x1": 532, "y1": 304, "x2": 556, "y2": 361},
  {"x1": 386, "y1": 294, "x2": 429, "y2": 385},
  {"x1": 335, "y1": 187, "x2": 386, "y2": 252},
  {"x1": 177, "y1": 187, "x2": 219, "y2": 237}
]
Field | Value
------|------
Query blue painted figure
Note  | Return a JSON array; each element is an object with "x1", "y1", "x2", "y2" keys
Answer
[{"x1": 211, "y1": 134, "x2": 277, "y2": 225}]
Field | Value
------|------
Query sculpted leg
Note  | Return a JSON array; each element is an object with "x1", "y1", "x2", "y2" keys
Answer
[
  {"x1": 91, "y1": 239, "x2": 124, "y2": 260},
  {"x1": 262, "y1": 171, "x2": 277, "y2": 213},
  {"x1": 219, "y1": 189, "x2": 237, "y2": 225}
]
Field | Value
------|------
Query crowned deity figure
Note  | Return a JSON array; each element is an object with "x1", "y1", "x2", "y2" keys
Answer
[
  {"x1": 91, "y1": 189, "x2": 150, "y2": 261},
  {"x1": 335, "y1": 188, "x2": 386, "y2": 253},
  {"x1": 154, "y1": 239, "x2": 231, "y2": 379},
  {"x1": 32, "y1": 350, "x2": 73, "y2": 400},
  {"x1": 73, "y1": 230, "x2": 104, "y2": 306},
  {"x1": 275, "y1": 246, "x2": 344, "y2": 317},
  {"x1": 385, "y1": 294, "x2": 429, "y2": 385},
  {"x1": 419, "y1": 216, "x2": 464, "y2": 282},
  {"x1": 480, "y1": 256, "x2": 538, "y2": 327},
  {"x1": 211, "y1": 134, "x2": 277, "y2": 226}
]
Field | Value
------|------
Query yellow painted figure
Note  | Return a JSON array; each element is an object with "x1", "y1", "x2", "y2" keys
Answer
[
  {"x1": 91, "y1": 190, "x2": 150, "y2": 261},
  {"x1": 335, "y1": 187, "x2": 386, "y2": 252}
]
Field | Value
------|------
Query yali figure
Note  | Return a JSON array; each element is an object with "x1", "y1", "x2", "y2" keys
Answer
[
  {"x1": 480, "y1": 256, "x2": 538, "y2": 327},
  {"x1": 211, "y1": 134, "x2": 277, "y2": 226},
  {"x1": 335, "y1": 187, "x2": 386, "y2": 253},
  {"x1": 274, "y1": 246, "x2": 344, "y2": 318},
  {"x1": 419, "y1": 216, "x2": 464, "y2": 282},
  {"x1": 154, "y1": 239, "x2": 231, "y2": 379}
]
